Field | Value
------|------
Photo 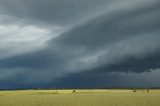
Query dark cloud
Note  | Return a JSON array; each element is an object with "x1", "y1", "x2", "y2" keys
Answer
[
  {"x1": 52, "y1": 1, "x2": 160, "y2": 51},
  {"x1": 0, "y1": 0, "x2": 110, "y2": 25},
  {"x1": 0, "y1": 0, "x2": 160, "y2": 88},
  {"x1": 53, "y1": 69, "x2": 160, "y2": 88},
  {"x1": 87, "y1": 52, "x2": 160, "y2": 74}
]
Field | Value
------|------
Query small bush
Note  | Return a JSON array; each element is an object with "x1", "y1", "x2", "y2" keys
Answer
[
  {"x1": 133, "y1": 89, "x2": 136, "y2": 92},
  {"x1": 72, "y1": 90, "x2": 76, "y2": 93}
]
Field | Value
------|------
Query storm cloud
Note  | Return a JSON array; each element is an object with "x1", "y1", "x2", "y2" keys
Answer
[{"x1": 0, "y1": 0, "x2": 160, "y2": 88}]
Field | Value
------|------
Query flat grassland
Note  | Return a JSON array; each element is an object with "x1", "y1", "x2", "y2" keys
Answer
[{"x1": 0, "y1": 89, "x2": 160, "y2": 106}]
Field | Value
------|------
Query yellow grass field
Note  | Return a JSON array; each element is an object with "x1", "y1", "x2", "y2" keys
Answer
[{"x1": 0, "y1": 89, "x2": 160, "y2": 106}]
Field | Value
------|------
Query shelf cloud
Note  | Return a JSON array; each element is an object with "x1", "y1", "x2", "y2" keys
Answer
[{"x1": 0, "y1": 0, "x2": 160, "y2": 88}]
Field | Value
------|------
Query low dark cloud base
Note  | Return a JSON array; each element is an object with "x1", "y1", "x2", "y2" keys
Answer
[{"x1": 0, "y1": 0, "x2": 160, "y2": 88}]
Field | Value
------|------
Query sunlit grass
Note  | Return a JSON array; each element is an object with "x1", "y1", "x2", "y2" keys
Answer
[{"x1": 0, "y1": 89, "x2": 160, "y2": 106}]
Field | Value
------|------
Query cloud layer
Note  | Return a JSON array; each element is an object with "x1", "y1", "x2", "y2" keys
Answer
[{"x1": 0, "y1": 0, "x2": 160, "y2": 88}]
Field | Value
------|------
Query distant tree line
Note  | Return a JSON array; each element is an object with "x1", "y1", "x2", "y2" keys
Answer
[{"x1": 0, "y1": 87, "x2": 160, "y2": 91}]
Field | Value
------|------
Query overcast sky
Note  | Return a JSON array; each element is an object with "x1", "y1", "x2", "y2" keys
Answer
[{"x1": 0, "y1": 0, "x2": 160, "y2": 89}]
